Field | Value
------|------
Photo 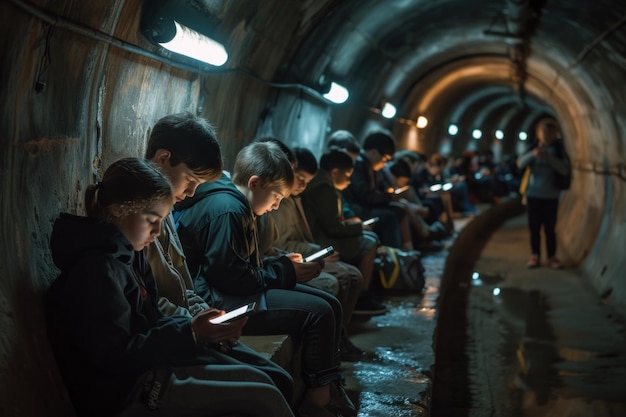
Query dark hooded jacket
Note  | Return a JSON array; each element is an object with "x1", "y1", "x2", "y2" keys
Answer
[
  {"x1": 301, "y1": 168, "x2": 364, "y2": 259},
  {"x1": 343, "y1": 152, "x2": 393, "y2": 210},
  {"x1": 46, "y1": 213, "x2": 199, "y2": 417},
  {"x1": 173, "y1": 173, "x2": 297, "y2": 312}
]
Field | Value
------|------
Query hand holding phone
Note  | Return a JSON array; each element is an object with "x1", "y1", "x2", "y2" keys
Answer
[
  {"x1": 362, "y1": 217, "x2": 379, "y2": 226},
  {"x1": 303, "y1": 246, "x2": 335, "y2": 263},
  {"x1": 394, "y1": 185, "x2": 410, "y2": 194},
  {"x1": 209, "y1": 302, "x2": 257, "y2": 324}
]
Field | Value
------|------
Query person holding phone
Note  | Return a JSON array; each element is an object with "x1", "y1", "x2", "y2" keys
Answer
[
  {"x1": 144, "y1": 113, "x2": 294, "y2": 402},
  {"x1": 46, "y1": 158, "x2": 295, "y2": 417},
  {"x1": 517, "y1": 116, "x2": 570, "y2": 269},
  {"x1": 174, "y1": 141, "x2": 354, "y2": 417},
  {"x1": 301, "y1": 148, "x2": 387, "y2": 317}
]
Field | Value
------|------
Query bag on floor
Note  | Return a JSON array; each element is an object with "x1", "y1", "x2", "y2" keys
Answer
[{"x1": 375, "y1": 246, "x2": 425, "y2": 294}]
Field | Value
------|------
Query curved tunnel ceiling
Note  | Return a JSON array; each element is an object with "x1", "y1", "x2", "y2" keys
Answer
[{"x1": 283, "y1": 0, "x2": 624, "y2": 158}]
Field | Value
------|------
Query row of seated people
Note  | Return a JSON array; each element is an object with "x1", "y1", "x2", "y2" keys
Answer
[
  {"x1": 46, "y1": 113, "x2": 462, "y2": 417},
  {"x1": 445, "y1": 150, "x2": 523, "y2": 206}
]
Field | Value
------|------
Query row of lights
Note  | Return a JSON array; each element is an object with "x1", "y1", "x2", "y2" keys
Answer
[
  {"x1": 380, "y1": 102, "x2": 530, "y2": 142},
  {"x1": 448, "y1": 124, "x2": 529, "y2": 141},
  {"x1": 380, "y1": 102, "x2": 431, "y2": 128},
  {"x1": 147, "y1": 19, "x2": 351, "y2": 104}
]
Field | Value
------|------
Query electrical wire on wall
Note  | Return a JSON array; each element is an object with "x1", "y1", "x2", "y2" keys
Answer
[{"x1": 8, "y1": 0, "x2": 327, "y2": 102}]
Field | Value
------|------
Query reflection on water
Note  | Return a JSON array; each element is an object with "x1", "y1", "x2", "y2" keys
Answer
[{"x1": 477, "y1": 283, "x2": 626, "y2": 414}]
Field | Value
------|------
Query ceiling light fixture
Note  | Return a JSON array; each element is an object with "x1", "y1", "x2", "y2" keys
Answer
[
  {"x1": 323, "y1": 82, "x2": 349, "y2": 104},
  {"x1": 158, "y1": 21, "x2": 228, "y2": 66},
  {"x1": 140, "y1": 1, "x2": 228, "y2": 67},
  {"x1": 381, "y1": 102, "x2": 397, "y2": 119},
  {"x1": 416, "y1": 116, "x2": 428, "y2": 128}
]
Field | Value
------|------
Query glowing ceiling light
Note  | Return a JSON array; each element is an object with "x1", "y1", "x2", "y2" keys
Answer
[
  {"x1": 519, "y1": 131, "x2": 528, "y2": 141},
  {"x1": 442, "y1": 182, "x2": 453, "y2": 191},
  {"x1": 472, "y1": 129, "x2": 482, "y2": 139},
  {"x1": 159, "y1": 21, "x2": 228, "y2": 66},
  {"x1": 416, "y1": 116, "x2": 428, "y2": 128},
  {"x1": 323, "y1": 82, "x2": 349, "y2": 104},
  {"x1": 448, "y1": 124, "x2": 459, "y2": 136},
  {"x1": 381, "y1": 102, "x2": 397, "y2": 119},
  {"x1": 495, "y1": 130, "x2": 504, "y2": 140}
]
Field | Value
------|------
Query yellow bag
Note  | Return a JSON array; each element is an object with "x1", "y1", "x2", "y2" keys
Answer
[{"x1": 519, "y1": 167, "x2": 531, "y2": 205}]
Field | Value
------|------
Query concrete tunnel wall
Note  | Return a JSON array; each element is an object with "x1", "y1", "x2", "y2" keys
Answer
[{"x1": 1, "y1": 0, "x2": 625, "y2": 415}]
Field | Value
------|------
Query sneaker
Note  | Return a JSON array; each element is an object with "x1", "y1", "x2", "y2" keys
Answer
[
  {"x1": 353, "y1": 293, "x2": 387, "y2": 316},
  {"x1": 526, "y1": 255, "x2": 540, "y2": 268},
  {"x1": 330, "y1": 380, "x2": 357, "y2": 417},
  {"x1": 297, "y1": 399, "x2": 341, "y2": 417},
  {"x1": 427, "y1": 221, "x2": 449, "y2": 240},
  {"x1": 548, "y1": 257, "x2": 563, "y2": 269}
]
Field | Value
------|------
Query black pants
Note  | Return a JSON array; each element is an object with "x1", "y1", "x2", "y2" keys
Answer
[
  {"x1": 526, "y1": 197, "x2": 559, "y2": 258},
  {"x1": 243, "y1": 284, "x2": 342, "y2": 388}
]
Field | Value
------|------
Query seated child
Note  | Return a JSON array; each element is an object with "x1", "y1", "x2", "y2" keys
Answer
[
  {"x1": 260, "y1": 146, "x2": 373, "y2": 360},
  {"x1": 301, "y1": 148, "x2": 386, "y2": 316},
  {"x1": 173, "y1": 141, "x2": 355, "y2": 417},
  {"x1": 342, "y1": 130, "x2": 412, "y2": 249},
  {"x1": 145, "y1": 112, "x2": 294, "y2": 401},
  {"x1": 46, "y1": 157, "x2": 294, "y2": 417}
]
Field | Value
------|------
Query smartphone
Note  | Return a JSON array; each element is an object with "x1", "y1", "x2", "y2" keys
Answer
[
  {"x1": 209, "y1": 302, "x2": 257, "y2": 324},
  {"x1": 362, "y1": 217, "x2": 379, "y2": 226},
  {"x1": 303, "y1": 246, "x2": 335, "y2": 263},
  {"x1": 394, "y1": 185, "x2": 410, "y2": 194}
]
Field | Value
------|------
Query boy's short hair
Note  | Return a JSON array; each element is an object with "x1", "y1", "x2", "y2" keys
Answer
[
  {"x1": 394, "y1": 149, "x2": 423, "y2": 164},
  {"x1": 362, "y1": 130, "x2": 396, "y2": 157},
  {"x1": 232, "y1": 141, "x2": 294, "y2": 189},
  {"x1": 145, "y1": 112, "x2": 222, "y2": 180},
  {"x1": 320, "y1": 148, "x2": 354, "y2": 171},
  {"x1": 293, "y1": 147, "x2": 318, "y2": 175},
  {"x1": 327, "y1": 130, "x2": 361, "y2": 154},
  {"x1": 389, "y1": 158, "x2": 412, "y2": 179},
  {"x1": 254, "y1": 136, "x2": 296, "y2": 166}
]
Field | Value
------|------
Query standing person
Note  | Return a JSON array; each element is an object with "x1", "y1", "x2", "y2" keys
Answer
[
  {"x1": 174, "y1": 141, "x2": 355, "y2": 417},
  {"x1": 517, "y1": 117, "x2": 571, "y2": 269},
  {"x1": 145, "y1": 112, "x2": 294, "y2": 402},
  {"x1": 46, "y1": 158, "x2": 294, "y2": 417}
]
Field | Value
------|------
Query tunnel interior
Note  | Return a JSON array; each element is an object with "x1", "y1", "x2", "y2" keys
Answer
[{"x1": 1, "y1": 0, "x2": 625, "y2": 415}]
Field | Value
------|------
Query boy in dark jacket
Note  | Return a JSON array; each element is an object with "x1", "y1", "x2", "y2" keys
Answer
[
  {"x1": 174, "y1": 141, "x2": 355, "y2": 417},
  {"x1": 342, "y1": 130, "x2": 411, "y2": 249}
]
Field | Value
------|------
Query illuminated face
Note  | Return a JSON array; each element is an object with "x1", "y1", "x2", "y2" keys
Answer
[
  {"x1": 332, "y1": 168, "x2": 353, "y2": 191},
  {"x1": 152, "y1": 150, "x2": 213, "y2": 202},
  {"x1": 249, "y1": 176, "x2": 288, "y2": 216},
  {"x1": 370, "y1": 151, "x2": 393, "y2": 172},
  {"x1": 160, "y1": 161, "x2": 208, "y2": 202},
  {"x1": 395, "y1": 176, "x2": 410, "y2": 188},
  {"x1": 291, "y1": 170, "x2": 315, "y2": 196},
  {"x1": 427, "y1": 163, "x2": 442, "y2": 177},
  {"x1": 116, "y1": 198, "x2": 173, "y2": 251},
  {"x1": 536, "y1": 120, "x2": 560, "y2": 146}
]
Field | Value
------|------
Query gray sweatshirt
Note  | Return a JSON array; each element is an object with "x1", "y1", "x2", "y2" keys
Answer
[{"x1": 517, "y1": 143, "x2": 570, "y2": 200}]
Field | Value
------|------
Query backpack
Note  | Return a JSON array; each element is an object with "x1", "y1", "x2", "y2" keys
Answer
[{"x1": 374, "y1": 246, "x2": 426, "y2": 294}]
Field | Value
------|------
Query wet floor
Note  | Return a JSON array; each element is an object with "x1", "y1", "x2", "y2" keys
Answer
[
  {"x1": 342, "y1": 245, "x2": 449, "y2": 417},
  {"x1": 342, "y1": 201, "x2": 626, "y2": 417}
]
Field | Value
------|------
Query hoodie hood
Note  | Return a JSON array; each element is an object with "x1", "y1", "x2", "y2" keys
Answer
[
  {"x1": 174, "y1": 171, "x2": 248, "y2": 212},
  {"x1": 50, "y1": 213, "x2": 134, "y2": 271}
]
